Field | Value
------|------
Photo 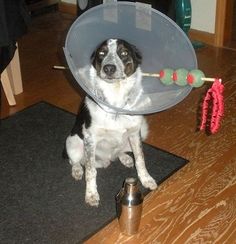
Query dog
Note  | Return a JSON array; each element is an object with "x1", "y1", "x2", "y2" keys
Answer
[{"x1": 66, "y1": 39, "x2": 157, "y2": 207}]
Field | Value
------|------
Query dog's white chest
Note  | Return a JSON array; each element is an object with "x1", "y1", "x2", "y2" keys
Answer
[
  {"x1": 92, "y1": 115, "x2": 140, "y2": 147},
  {"x1": 95, "y1": 127, "x2": 127, "y2": 148},
  {"x1": 92, "y1": 124, "x2": 134, "y2": 164}
]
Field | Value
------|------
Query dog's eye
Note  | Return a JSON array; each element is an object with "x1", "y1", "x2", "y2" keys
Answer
[
  {"x1": 98, "y1": 51, "x2": 106, "y2": 58},
  {"x1": 120, "y1": 50, "x2": 128, "y2": 57}
]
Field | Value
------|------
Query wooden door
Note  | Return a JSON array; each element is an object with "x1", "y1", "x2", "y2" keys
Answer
[{"x1": 215, "y1": 0, "x2": 235, "y2": 47}]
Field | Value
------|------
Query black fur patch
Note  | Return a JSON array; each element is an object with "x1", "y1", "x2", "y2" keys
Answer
[
  {"x1": 90, "y1": 40, "x2": 108, "y2": 73},
  {"x1": 71, "y1": 101, "x2": 91, "y2": 139}
]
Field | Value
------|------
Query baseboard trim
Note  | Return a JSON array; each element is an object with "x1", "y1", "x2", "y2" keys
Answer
[
  {"x1": 58, "y1": 2, "x2": 77, "y2": 15},
  {"x1": 189, "y1": 29, "x2": 215, "y2": 46}
]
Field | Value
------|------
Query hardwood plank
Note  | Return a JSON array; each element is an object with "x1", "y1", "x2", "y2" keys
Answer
[{"x1": 58, "y1": 2, "x2": 77, "y2": 16}]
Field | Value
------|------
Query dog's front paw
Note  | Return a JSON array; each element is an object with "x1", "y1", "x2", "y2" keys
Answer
[
  {"x1": 141, "y1": 175, "x2": 157, "y2": 190},
  {"x1": 119, "y1": 153, "x2": 134, "y2": 168},
  {"x1": 72, "y1": 164, "x2": 84, "y2": 180},
  {"x1": 85, "y1": 190, "x2": 100, "y2": 207}
]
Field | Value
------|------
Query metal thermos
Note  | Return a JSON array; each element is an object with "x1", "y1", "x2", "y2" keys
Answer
[{"x1": 116, "y1": 177, "x2": 143, "y2": 235}]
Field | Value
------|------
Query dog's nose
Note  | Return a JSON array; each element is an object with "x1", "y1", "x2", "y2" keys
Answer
[{"x1": 103, "y1": 64, "x2": 116, "y2": 76}]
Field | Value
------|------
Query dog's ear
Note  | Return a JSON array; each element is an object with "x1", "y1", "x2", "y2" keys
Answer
[
  {"x1": 90, "y1": 51, "x2": 96, "y2": 67},
  {"x1": 132, "y1": 45, "x2": 142, "y2": 65}
]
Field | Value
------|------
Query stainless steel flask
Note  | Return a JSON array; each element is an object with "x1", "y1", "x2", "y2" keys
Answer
[{"x1": 116, "y1": 177, "x2": 143, "y2": 235}]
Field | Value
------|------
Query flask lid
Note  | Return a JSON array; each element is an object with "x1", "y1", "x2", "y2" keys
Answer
[
  {"x1": 125, "y1": 177, "x2": 138, "y2": 186},
  {"x1": 123, "y1": 178, "x2": 143, "y2": 206}
]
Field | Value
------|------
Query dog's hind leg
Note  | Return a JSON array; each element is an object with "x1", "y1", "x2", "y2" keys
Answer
[
  {"x1": 129, "y1": 133, "x2": 157, "y2": 190},
  {"x1": 66, "y1": 134, "x2": 84, "y2": 180}
]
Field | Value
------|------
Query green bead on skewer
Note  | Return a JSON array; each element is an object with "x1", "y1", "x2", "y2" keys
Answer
[
  {"x1": 173, "y1": 68, "x2": 189, "y2": 86},
  {"x1": 187, "y1": 69, "x2": 205, "y2": 88},
  {"x1": 159, "y1": 68, "x2": 174, "y2": 85}
]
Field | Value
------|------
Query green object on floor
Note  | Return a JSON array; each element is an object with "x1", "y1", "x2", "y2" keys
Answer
[
  {"x1": 175, "y1": 0, "x2": 192, "y2": 35},
  {"x1": 192, "y1": 40, "x2": 205, "y2": 49},
  {"x1": 175, "y1": 0, "x2": 205, "y2": 49}
]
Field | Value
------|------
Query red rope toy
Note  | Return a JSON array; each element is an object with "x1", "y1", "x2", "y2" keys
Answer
[
  {"x1": 143, "y1": 69, "x2": 225, "y2": 134},
  {"x1": 200, "y1": 79, "x2": 224, "y2": 134}
]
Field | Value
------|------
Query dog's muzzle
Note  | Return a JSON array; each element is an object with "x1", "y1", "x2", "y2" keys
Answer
[
  {"x1": 101, "y1": 64, "x2": 125, "y2": 83},
  {"x1": 103, "y1": 64, "x2": 116, "y2": 76}
]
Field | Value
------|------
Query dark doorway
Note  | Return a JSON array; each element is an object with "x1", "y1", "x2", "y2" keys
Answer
[
  {"x1": 225, "y1": 0, "x2": 236, "y2": 48},
  {"x1": 232, "y1": 0, "x2": 236, "y2": 42}
]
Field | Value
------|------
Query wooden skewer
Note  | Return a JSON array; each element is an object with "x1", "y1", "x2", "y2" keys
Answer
[
  {"x1": 142, "y1": 72, "x2": 160, "y2": 78},
  {"x1": 53, "y1": 65, "x2": 68, "y2": 70},
  {"x1": 53, "y1": 67, "x2": 221, "y2": 83},
  {"x1": 201, "y1": 77, "x2": 217, "y2": 82}
]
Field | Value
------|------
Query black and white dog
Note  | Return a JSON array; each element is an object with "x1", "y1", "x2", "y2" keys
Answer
[{"x1": 66, "y1": 39, "x2": 157, "y2": 207}]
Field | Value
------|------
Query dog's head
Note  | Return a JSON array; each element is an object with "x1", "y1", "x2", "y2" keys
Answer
[{"x1": 91, "y1": 39, "x2": 142, "y2": 83}]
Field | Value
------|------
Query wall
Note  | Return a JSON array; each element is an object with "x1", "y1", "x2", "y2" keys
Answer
[{"x1": 190, "y1": 0, "x2": 217, "y2": 34}]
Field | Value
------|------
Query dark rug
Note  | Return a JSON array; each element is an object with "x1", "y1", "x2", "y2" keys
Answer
[{"x1": 0, "y1": 102, "x2": 188, "y2": 244}]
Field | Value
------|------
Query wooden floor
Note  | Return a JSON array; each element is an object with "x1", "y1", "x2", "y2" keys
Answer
[{"x1": 1, "y1": 11, "x2": 236, "y2": 243}]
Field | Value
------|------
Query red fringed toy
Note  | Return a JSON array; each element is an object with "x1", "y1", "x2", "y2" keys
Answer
[
  {"x1": 200, "y1": 79, "x2": 224, "y2": 134},
  {"x1": 142, "y1": 69, "x2": 225, "y2": 134}
]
